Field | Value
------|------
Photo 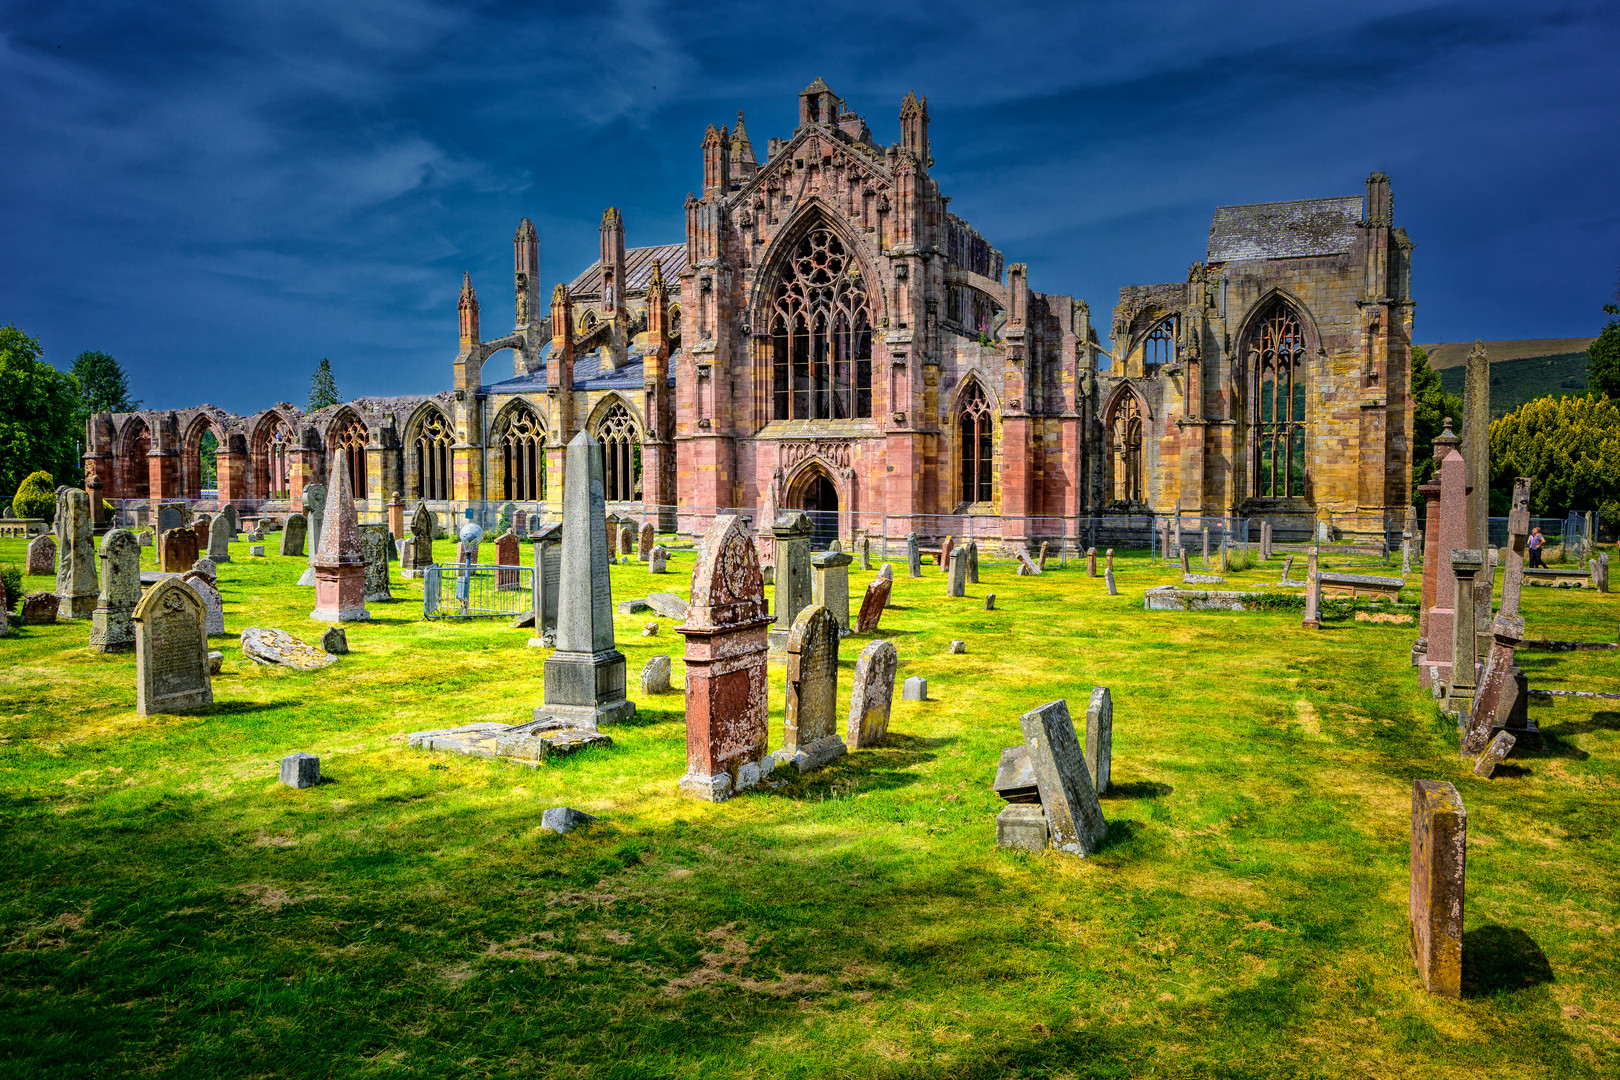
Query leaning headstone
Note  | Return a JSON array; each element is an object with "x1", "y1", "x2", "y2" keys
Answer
[
  {"x1": 638, "y1": 522, "x2": 655, "y2": 562},
  {"x1": 1085, "y1": 687, "x2": 1113, "y2": 795},
  {"x1": 1410, "y1": 779, "x2": 1466, "y2": 998},
  {"x1": 496, "y1": 530, "x2": 520, "y2": 590},
  {"x1": 1014, "y1": 547, "x2": 1041, "y2": 576},
  {"x1": 280, "y1": 513, "x2": 307, "y2": 557},
  {"x1": 769, "y1": 511, "x2": 815, "y2": 650},
  {"x1": 133, "y1": 577, "x2": 212, "y2": 716},
  {"x1": 89, "y1": 529, "x2": 141, "y2": 653},
  {"x1": 902, "y1": 675, "x2": 928, "y2": 701},
  {"x1": 1179, "y1": 549, "x2": 1191, "y2": 578},
  {"x1": 218, "y1": 504, "x2": 240, "y2": 539},
  {"x1": 778, "y1": 605, "x2": 846, "y2": 773},
  {"x1": 811, "y1": 550, "x2": 854, "y2": 633},
  {"x1": 947, "y1": 545, "x2": 968, "y2": 598},
  {"x1": 906, "y1": 532, "x2": 921, "y2": 578},
  {"x1": 532, "y1": 431, "x2": 634, "y2": 728},
  {"x1": 1281, "y1": 554, "x2": 1295, "y2": 582},
  {"x1": 640, "y1": 655, "x2": 672, "y2": 694},
  {"x1": 280, "y1": 752, "x2": 320, "y2": 789},
  {"x1": 56, "y1": 488, "x2": 98, "y2": 619},
  {"x1": 22, "y1": 592, "x2": 57, "y2": 625},
  {"x1": 967, "y1": 541, "x2": 979, "y2": 584},
  {"x1": 676, "y1": 514, "x2": 772, "y2": 802},
  {"x1": 1202, "y1": 527, "x2": 1211, "y2": 567},
  {"x1": 320, "y1": 626, "x2": 348, "y2": 654},
  {"x1": 1104, "y1": 568, "x2": 1117, "y2": 595},
  {"x1": 310, "y1": 460, "x2": 369, "y2": 623},
  {"x1": 1037, "y1": 541, "x2": 1049, "y2": 571},
  {"x1": 26, "y1": 533, "x2": 55, "y2": 576},
  {"x1": 1473, "y1": 732, "x2": 1516, "y2": 778},
  {"x1": 855, "y1": 575, "x2": 891, "y2": 633},
  {"x1": 1471, "y1": 478, "x2": 1532, "y2": 744},
  {"x1": 180, "y1": 571, "x2": 225, "y2": 635},
  {"x1": 1018, "y1": 699, "x2": 1108, "y2": 857},
  {"x1": 649, "y1": 545, "x2": 668, "y2": 573},
  {"x1": 845, "y1": 639, "x2": 898, "y2": 749}
]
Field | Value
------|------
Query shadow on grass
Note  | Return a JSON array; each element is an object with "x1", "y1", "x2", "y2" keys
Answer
[
  {"x1": 1463, "y1": 924, "x2": 1554, "y2": 998},
  {"x1": 1550, "y1": 709, "x2": 1620, "y2": 736},
  {"x1": 1093, "y1": 818, "x2": 1142, "y2": 853},
  {"x1": 1105, "y1": 780, "x2": 1172, "y2": 800},
  {"x1": 192, "y1": 700, "x2": 299, "y2": 717},
  {"x1": 1530, "y1": 730, "x2": 1590, "y2": 761}
]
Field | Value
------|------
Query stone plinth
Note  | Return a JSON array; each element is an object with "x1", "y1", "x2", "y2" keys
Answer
[
  {"x1": 810, "y1": 550, "x2": 853, "y2": 633},
  {"x1": 1018, "y1": 699, "x2": 1107, "y2": 857},
  {"x1": 768, "y1": 511, "x2": 814, "y2": 651}
]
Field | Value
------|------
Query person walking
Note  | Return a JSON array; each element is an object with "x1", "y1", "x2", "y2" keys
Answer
[{"x1": 1527, "y1": 526, "x2": 1545, "y2": 568}]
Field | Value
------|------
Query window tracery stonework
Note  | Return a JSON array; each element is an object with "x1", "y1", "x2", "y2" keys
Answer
[
  {"x1": 594, "y1": 402, "x2": 641, "y2": 502},
  {"x1": 332, "y1": 415, "x2": 369, "y2": 499},
  {"x1": 496, "y1": 404, "x2": 544, "y2": 502},
  {"x1": 768, "y1": 226, "x2": 873, "y2": 421},
  {"x1": 1246, "y1": 300, "x2": 1308, "y2": 499},
  {"x1": 414, "y1": 410, "x2": 454, "y2": 501}
]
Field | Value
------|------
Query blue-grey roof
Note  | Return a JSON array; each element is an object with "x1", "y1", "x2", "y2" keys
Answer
[
  {"x1": 481, "y1": 350, "x2": 673, "y2": 396},
  {"x1": 1207, "y1": 196, "x2": 1363, "y2": 262}
]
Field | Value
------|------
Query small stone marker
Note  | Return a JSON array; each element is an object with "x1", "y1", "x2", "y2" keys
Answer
[
  {"x1": 208, "y1": 651, "x2": 223, "y2": 675},
  {"x1": 984, "y1": 593, "x2": 996, "y2": 611},
  {"x1": 1473, "y1": 732, "x2": 1516, "y2": 778},
  {"x1": 642, "y1": 621, "x2": 658, "y2": 636},
  {"x1": 855, "y1": 574, "x2": 891, "y2": 633},
  {"x1": 649, "y1": 545, "x2": 668, "y2": 573},
  {"x1": 906, "y1": 531, "x2": 921, "y2": 578},
  {"x1": 1106, "y1": 549, "x2": 1115, "y2": 572},
  {"x1": 845, "y1": 639, "x2": 898, "y2": 749},
  {"x1": 1037, "y1": 541, "x2": 1049, "y2": 571},
  {"x1": 1086, "y1": 547, "x2": 1097, "y2": 576},
  {"x1": 133, "y1": 577, "x2": 212, "y2": 717},
  {"x1": 1018, "y1": 699, "x2": 1108, "y2": 857},
  {"x1": 618, "y1": 599, "x2": 651, "y2": 615},
  {"x1": 939, "y1": 534, "x2": 955, "y2": 571},
  {"x1": 320, "y1": 627, "x2": 348, "y2": 655},
  {"x1": 947, "y1": 545, "x2": 968, "y2": 598},
  {"x1": 1302, "y1": 552, "x2": 1321, "y2": 629},
  {"x1": 280, "y1": 752, "x2": 320, "y2": 789},
  {"x1": 902, "y1": 675, "x2": 928, "y2": 701},
  {"x1": 1410, "y1": 779, "x2": 1466, "y2": 998},
  {"x1": 22, "y1": 591, "x2": 58, "y2": 625},
  {"x1": 1085, "y1": 687, "x2": 1113, "y2": 795},
  {"x1": 645, "y1": 592, "x2": 689, "y2": 620},
  {"x1": 638, "y1": 522, "x2": 655, "y2": 562},
  {"x1": 1281, "y1": 554, "x2": 1295, "y2": 581},
  {"x1": 249, "y1": 545, "x2": 264, "y2": 557},
  {"x1": 967, "y1": 541, "x2": 979, "y2": 584},
  {"x1": 242, "y1": 627, "x2": 338, "y2": 670},
  {"x1": 947, "y1": 639, "x2": 966, "y2": 654},
  {"x1": 996, "y1": 805, "x2": 1050, "y2": 853},
  {"x1": 542, "y1": 807, "x2": 597, "y2": 834},
  {"x1": 778, "y1": 605, "x2": 846, "y2": 773},
  {"x1": 860, "y1": 536, "x2": 872, "y2": 571},
  {"x1": 26, "y1": 533, "x2": 55, "y2": 576},
  {"x1": 641, "y1": 655, "x2": 672, "y2": 694}
]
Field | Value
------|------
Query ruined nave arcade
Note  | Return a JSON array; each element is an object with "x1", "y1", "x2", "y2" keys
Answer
[{"x1": 83, "y1": 79, "x2": 1415, "y2": 541}]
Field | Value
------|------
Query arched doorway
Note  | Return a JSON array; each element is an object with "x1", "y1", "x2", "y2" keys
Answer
[{"x1": 788, "y1": 466, "x2": 839, "y2": 550}]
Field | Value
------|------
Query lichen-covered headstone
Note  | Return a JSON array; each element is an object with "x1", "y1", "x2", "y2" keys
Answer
[
  {"x1": 56, "y1": 488, "x2": 97, "y2": 619},
  {"x1": 649, "y1": 545, "x2": 668, "y2": 573},
  {"x1": 1105, "y1": 568, "x2": 1117, "y2": 595},
  {"x1": 321, "y1": 626, "x2": 349, "y2": 655},
  {"x1": 133, "y1": 577, "x2": 212, "y2": 716},
  {"x1": 778, "y1": 605, "x2": 845, "y2": 773},
  {"x1": 641, "y1": 655, "x2": 672, "y2": 694},
  {"x1": 358, "y1": 524, "x2": 392, "y2": 604},
  {"x1": 638, "y1": 522, "x2": 655, "y2": 562},
  {"x1": 89, "y1": 529, "x2": 141, "y2": 653},
  {"x1": 206, "y1": 512, "x2": 233, "y2": 563},
  {"x1": 1473, "y1": 731, "x2": 1515, "y2": 778},
  {"x1": 845, "y1": 639, "x2": 898, "y2": 749},
  {"x1": 618, "y1": 523, "x2": 635, "y2": 557},
  {"x1": 1410, "y1": 779, "x2": 1466, "y2": 997},
  {"x1": 1018, "y1": 699, "x2": 1108, "y2": 857},
  {"x1": 26, "y1": 533, "x2": 55, "y2": 576},
  {"x1": 22, "y1": 591, "x2": 57, "y2": 625},
  {"x1": 906, "y1": 532, "x2": 920, "y2": 578},
  {"x1": 967, "y1": 541, "x2": 979, "y2": 584},
  {"x1": 984, "y1": 593, "x2": 995, "y2": 610},
  {"x1": 280, "y1": 513, "x2": 307, "y2": 557},
  {"x1": 180, "y1": 571, "x2": 225, "y2": 635}
]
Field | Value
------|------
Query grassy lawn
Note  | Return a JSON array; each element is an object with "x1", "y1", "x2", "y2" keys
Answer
[{"x1": 1, "y1": 534, "x2": 1617, "y2": 1078}]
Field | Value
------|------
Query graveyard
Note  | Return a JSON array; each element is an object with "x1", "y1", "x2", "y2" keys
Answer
[{"x1": 2, "y1": 520, "x2": 1617, "y2": 1078}]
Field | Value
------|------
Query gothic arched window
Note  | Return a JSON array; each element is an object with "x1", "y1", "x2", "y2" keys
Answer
[
  {"x1": 1109, "y1": 395, "x2": 1144, "y2": 503},
  {"x1": 496, "y1": 403, "x2": 544, "y2": 502},
  {"x1": 1247, "y1": 300, "x2": 1308, "y2": 499},
  {"x1": 958, "y1": 382, "x2": 994, "y2": 504},
  {"x1": 331, "y1": 414, "x2": 369, "y2": 499},
  {"x1": 265, "y1": 417, "x2": 292, "y2": 499},
  {"x1": 1144, "y1": 316, "x2": 1176, "y2": 369},
  {"x1": 769, "y1": 226, "x2": 873, "y2": 421},
  {"x1": 414, "y1": 409, "x2": 454, "y2": 501},
  {"x1": 595, "y1": 402, "x2": 640, "y2": 502},
  {"x1": 123, "y1": 419, "x2": 151, "y2": 500}
]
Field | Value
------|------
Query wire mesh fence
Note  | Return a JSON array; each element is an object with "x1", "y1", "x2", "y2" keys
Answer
[{"x1": 422, "y1": 563, "x2": 533, "y2": 620}]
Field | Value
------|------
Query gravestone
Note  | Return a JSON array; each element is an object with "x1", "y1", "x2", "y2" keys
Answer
[
  {"x1": 133, "y1": 577, "x2": 212, "y2": 716},
  {"x1": 1015, "y1": 547, "x2": 1041, "y2": 576},
  {"x1": 496, "y1": 530, "x2": 520, "y2": 590},
  {"x1": 1037, "y1": 541, "x2": 1049, "y2": 571},
  {"x1": 828, "y1": 538, "x2": 843, "y2": 555},
  {"x1": 1470, "y1": 478, "x2": 1533, "y2": 746},
  {"x1": 1260, "y1": 521, "x2": 1272, "y2": 560},
  {"x1": 967, "y1": 541, "x2": 979, "y2": 584},
  {"x1": 301, "y1": 482, "x2": 328, "y2": 584},
  {"x1": 1105, "y1": 568, "x2": 1117, "y2": 595},
  {"x1": 906, "y1": 532, "x2": 921, "y2": 578},
  {"x1": 1202, "y1": 527, "x2": 1210, "y2": 566},
  {"x1": 533, "y1": 431, "x2": 634, "y2": 728},
  {"x1": 405, "y1": 502, "x2": 436, "y2": 577},
  {"x1": 638, "y1": 522, "x2": 655, "y2": 562},
  {"x1": 947, "y1": 545, "x2": 968, "y2": 597},
  {"x1": 1086, "y1": 548, "x2": 1097, "y2": 576},
  {"x1": 56, "y1": 488, "x2": 98, "y2": 619},
  {"x1": 811, "y1": 550, "x2": 854, "y2": 633},
  {"x1": 641, "y1": 655, "x2": 672, "y2": 694},
  {"x1": 1401, "y1": 537, "x2": 1412, "y2": 574},
  {"x1": 646, "y1": 592, "x2": 688, "y2": 620},
  {"x1": 281, "y1": 752, "x2": 320, "y2": 788},
  {"x1": 877, "y1": 562, "x2": 894, "y2": 607},
  {"x1": 649, "y1": 545, "x2": 668, "y2": 573},
  {"x1": 386, "y1": 492, "x2": 405, "y2": 540},
  {"x1": 158, "y1": 504, "x2": 184, "y2": 535},
  {"x1": 1085, "y1": 687, "x2": 1113, "y2": 794},
  {"x1": 845, "y1": 639, "x2": 898, "y2": 749},
  {"x1": 1281, "y1": 554, "x2": 1295, "y2": 581},
  {"x1": 206, "y1": 513, "x2": 232, "y2": 563},
  {"x1": 1302, "y1": 552, "x2": 1321, "y2": 629},
  {"x1": 249, "y1": 544, "x2": 264, "y2": 557},
  {"x1": 321, "y1": 626, "x2": 348, "y2": 654},
  {"x1": 985, "y1": 593, "x2": 995, "y2": 610},
  {"x1": 359, "y1": 524, "x2": 393, "y2": 603},
  {"x1": 676, "y1": 514, "x2": 773, "y2": 802},
  {"x1": 1419, "y1": 424, "x2": 1467, "y2": 689},
  {"x1": 618, "y1": 523, "x2": 635, "y2": 558},
  {"x1": 280, "y1": 514, "x2": 307, "y2": 557},
  {"x1": 855, "y1": 575, "x2": 891, "y2": 633},
  {"x1": 860, "y1": 536, "x2": 872, "y2": 571},
  {"x1": 996, "y1": 805, "x2": 1050, "y2": 852},
  {"x1": 530, "y1": 521, "x2": 562, "y2": 637},
  {"x1": 26, "y1": 533, "x2": 55, "y2": 576},
  {"x1": 242, "y1": 626, "x2": 337, "y2": 670},
  {"x1": 902, "y1": 675, "x2": 928, "y2": 701},
  {"x1": 940, "y1": 535, "x2": 955, "y2": 572},
  {"x1": 22, "y1": 592, "x2": 57, "y2": 625},
  {"x1": 161, "y1": 528, "x2": 198, "y2": 575},
  {"x1": 1595, "y1": 554, "x2": 1610, "y2": 594},
  {"x1": 1473, "y1": 732, "x2": 1516, "y2": 778},
  {"x1": 769, "y1": 511, "x2": 814, "y2": 651},
  {"x1": 948, "y1": 639, "x2": 966, "y2": 654},
  {"x1": 89, "y1": 528, "x2": 141, "y2": 653},
  {"x1": 310, "y1": 460, "x2": 369, "y2": 623},
  {"x1": 1180, "y1": 549, "x2": 1190, "y2": 578},
  {"x1": 1448, "y1": 551, "x2": 1483, "y2": 717},
  {"x1": 1106, "y1": 549, "x2": 1115, "y2": 572},
  {"x1": 778, "y1": 605, "x2": 846, "y2": 773},
  {"x1": 1410, "y1": 779, "x2": 1466, "y2": 998},
  {"x1": 190, "y1": 557, "x2": 218, "y2": 585},
  {"x1": 218, "y1": 504, "x2": 239, "y2": 539},
  {"x1": 181, "y1": 571, "x2": 225, "y2": 635},
  {"x1": 1018, "y1": 699, "x2": 1108, "y2": 857},
  {"x1": 0, "y1": 581, "x2": 8, "y2": 637}
]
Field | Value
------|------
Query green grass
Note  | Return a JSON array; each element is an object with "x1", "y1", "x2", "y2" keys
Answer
[
  {"x1": 1439, "y1": 352, "x2": 1591, "y2": 418},
  {"x1": 1, "y1": 536, "x2": 1617, "y2": 1078}
]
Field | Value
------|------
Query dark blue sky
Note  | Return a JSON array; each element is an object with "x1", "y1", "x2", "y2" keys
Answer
[{"x1": 3, "y1": 1, "x2": 1617, "y2": 415}]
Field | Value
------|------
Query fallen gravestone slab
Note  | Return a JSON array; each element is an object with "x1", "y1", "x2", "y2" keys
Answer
[
  {"x1": 280, "y1": 752, "x2": 320, "y2": 789},
  {"x1": 1143, "y1": 585, "x2": 1260, "y2": 612},
  {"x1": 645, "y1": 592, "x2": 689, "y2": 620},
  {"x1": 993, "y1": 745, "x2": 1039, "y2": 803},
  {"x1": 617, "y1": 599, "x2": 652, "y2": 615},
  {"x1": 408, "y1": 721, "x2": 611, "y2": 764},
  {"x1": 542, "y1": 807, "x2": 598, "y2": 834},
  {"x1": 1018, "y1": 699, "x2": 1108, "y2": 857},
  {"x1": 241, "y1": 627, "x2": 338, "y2": 671},
  {"x1": 1182, "y1": 574, "x2": 1226, "y2": 585}
]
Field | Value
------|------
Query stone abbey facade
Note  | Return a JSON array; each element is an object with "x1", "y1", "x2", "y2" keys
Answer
[{"x1": 83, "y1": 79, "x2": 1414, "y2": 540}]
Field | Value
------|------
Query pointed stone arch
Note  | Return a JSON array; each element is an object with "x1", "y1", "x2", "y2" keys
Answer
[
  {"x1": 587, "y1": 394, "x2": 643, "y2": 504},
  {"x1": 248, "y1": 409, "x2": 297, "y2": 500},
  {"x1": 180, "y1": 411, "x2": 222, "y2": 499},
  {"x1": 325, "y1": 407, "x2": 369, "y2": 501},
  {"x1": 1235, "y1": 291, "x2": 1316, "y2": 502},
  {"x1": 782, "y1": 456, "x2": 844, "y2": 548},
  {"x1": 404, "y1": 401, "x2": 457, "y2": 502},
  {"x1": 489, "y1": 397, "x2": 546, "y2": 502},
  {"x1": 950, "y1": 373, "x2": 1000, "y2": 508},
  {"x1": 118, "y1": 414, "x2": 153, "y2": 500},
  {"x1": 1102, "y1": 381, "x2": 1152, "y2": 506}
]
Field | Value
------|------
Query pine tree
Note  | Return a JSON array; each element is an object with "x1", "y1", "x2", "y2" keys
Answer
[
  {"x1": 308, "y1": 358, "x2": 340, "y2": 411},
  {"x1": 71, "y1": 351, "x2": 140, "y2": 415}
]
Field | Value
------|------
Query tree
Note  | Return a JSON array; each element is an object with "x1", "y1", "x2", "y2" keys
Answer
[
  {"x1": 1409, "y1": 345, "x2": 1463, "y2": 499},
  {"x1": 1489, "y1": 393, "x2": 1620, "y2": 519},
  {"x1": 1587, "y1": 302, "x2": 1620, "y2": 400},
  {"x1": 308, "y1": 358, "x2": 340, "y2": 411},
  {"x1": 0, "y1": 326, "x2": 81, "y2": 497},
  {"x1": 71, "y1": 350, "x2": 140, "y2": 416}
]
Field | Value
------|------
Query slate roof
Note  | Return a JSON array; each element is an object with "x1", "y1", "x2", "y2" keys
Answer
[
  {"x1": 568, "y1": 244, "x2": 687, "y2": 299},
  {"x1": 481, "y1": 351, "x2": 673, "y2": 396},
  {"x1": 1207, "y1": 196, "x2": 1364, "y2": 263}
]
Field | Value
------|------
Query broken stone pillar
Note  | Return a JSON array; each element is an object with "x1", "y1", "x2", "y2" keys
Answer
[
  {"x1": 1302, "y1": 551, "x2": 1321, "y2": 630},
  {"x1": 1036, "y1": 540, "x2": 1048, "y2": 571},
  {"x1": 1448, "y1": 550, "x2": 1483, "y2": 718},
  {"x1": 1420, "y1": 424, "x2": 1466, "y2": 689},
  {"x1": 1018, "y1": 699, "x2": 1107, "y2": 857},
  {"x1": 55, "y1": 488, "x2": 98, "y2": 620},
  {"x1": 769, "y1": 511, "x2": 814, "y2": 651},
  {"x1": 1085, "y1": 687, "x2": 1112, "y2": 795},
  {"x1": 1410, "y1": 779, "x2": 1466, "y2": 998},
  {"x1": 310, "y1": 459, "x2": 370, "y2": 623},
  {"x1": 811, "y1": 549, "x2": 853, "y2": 633},
  {"x1": 1470, "y1": 477, "x2": 1533, "y2": 748},
  {"x1": 676, "y1": 515, "x2": 772, "y2": 801},
  {"x1": 906, "y1": 531, "x2": 920, "y2": 578}
]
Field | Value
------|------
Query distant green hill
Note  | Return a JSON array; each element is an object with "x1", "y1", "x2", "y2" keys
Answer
[{"x1": 1438, "y1": 351, "x2": 1590, "y2": 418}]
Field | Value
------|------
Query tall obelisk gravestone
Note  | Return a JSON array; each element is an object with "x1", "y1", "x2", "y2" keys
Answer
[
  {"x1": 532, "y1": 431, "x2": 635, "y2": 728},
  {"x1": 1463, "y1": 341, "x2": 1492, "y2": 657}
]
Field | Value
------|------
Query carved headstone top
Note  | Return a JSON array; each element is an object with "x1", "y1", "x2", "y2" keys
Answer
[
  {"x1": 772, "y1": 511, "x2": 814, "y2": 538},
  {"x1": 683, "y1": 515, "x2": 767, "y2": 632},
  {"x1": 313, "y1": 460, "x2": 363, "y2": 568},
  {"x1": 133, "y1": 576, "x2": 213, "y2": 716},
  {"x1": 784, "y1": 604, "x2": 840, "y2": 751}
]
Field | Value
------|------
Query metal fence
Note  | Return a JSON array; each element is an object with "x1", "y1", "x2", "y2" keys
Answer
[{"x1": 422, "y1": 563, "x2": 532, "y2": 620}]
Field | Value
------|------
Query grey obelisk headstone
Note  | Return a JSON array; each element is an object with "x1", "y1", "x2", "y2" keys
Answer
[
  {"x1": 531, "y1": 431, "x2": 634, "y2": 727},
  {"x1": 89, "y1": 528, "x2": 141, "y2": 653},
  {"x1": 56, "y1": 488, "x2": 98, "y2": 619},
  {"x1": 1018, "y1": 699, "x2": 1107, "y2": 857}
]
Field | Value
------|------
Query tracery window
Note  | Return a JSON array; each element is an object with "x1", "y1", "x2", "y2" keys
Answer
[
  {"x1": 1247, "y1": 300, "x2": 1308, "y2": 499},
  {"x1": 958, "y1": 382, "x2": 994, "y2": 504},
  {"x1": 1144, "y1": 316, "x2": 1176, "y2": 369},
  {"x1": 1110, "y1": 396, "x2": 1143, "y2": 503},
  {"x1": 594, "y1": 402, "x2": 640, "y2": 502},
  {"x1": 769, "y1": 227, "x2": 873, "y2": 420},
  {"x1": 496, "y1": 403, "x2": 544, "y2": 502},
  {"x1": 332, "y1": 414, "x2": 369, "y2": 499},
  {"x1": 266, "y1": 418, "x2": 292, "y2": 498},
  {"x1": 414, "y1": 410, "x2": 454, "y2": 501}
]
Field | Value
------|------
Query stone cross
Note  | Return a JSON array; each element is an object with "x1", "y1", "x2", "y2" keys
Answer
[
  {"x1": 811, "y1": 550, "x2": 853, "y2": 632},
  {"x1": 133, "y1": 576, "x2": 212, "y2": 717},
  {"x1": 89, "y1": 528, "x2": 141, "y2": 653},
  {"x1": 676, "y1": 514, "x2": 772, "y2": 802},
  {"x1": 778, "y1": 605, "x2": 845, "y2": 773},
  {"x1": 1302, "y1": 551, "x2": 1321, "y2": 629},
  {"x1": 1410, "y1": 779, "x2": 1466, "y2": 997},
  {"x1": 906, "y1": 532, "x2": 920, "y2": 578},
  {"x1": 770, "y1": 511, "x2": 815, "y2": 649},
  {"x1": 967, "y1": 541, "x2": 979, "y2": 584},
  {"x1": 856, "y1": 575, "x2": 890, "y2": 633},
  {"x1": 56, "y1": 488, "x2": 97, "y2": 619},
  {"x1": 532, "y1": 431, "x2": 633, "y2": 727},
  {"x1": 303, "y1": 483, "x2": 328, "y2": 570},
  {"x1": 638, "y1": 522, "x2": 655, "y2": 562},
  {"x1": 310, "y1": 459, "x2": 369, "y2": 623},
  {"x1": 1018, "y1": 699, "x2": 1108, "y2": 857},
  {"x1": 946, "y1": 545, "x2": 968, "y2": 598},
  {"x1": 280, "y1": 513, "x2": 307, "y2": 557},
  {"x1": 1085, "y1": 686, "x2": 1113, "y2": 795},
  {"x1": 26, "y1": 533, "x2": 55, "y2": 576},
  {"x1": 359, "y1": 524, "x2": 393, "y2": 603},
  {"x1": 846, "y1": 639, "x2": 898, "y2": 749}
]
